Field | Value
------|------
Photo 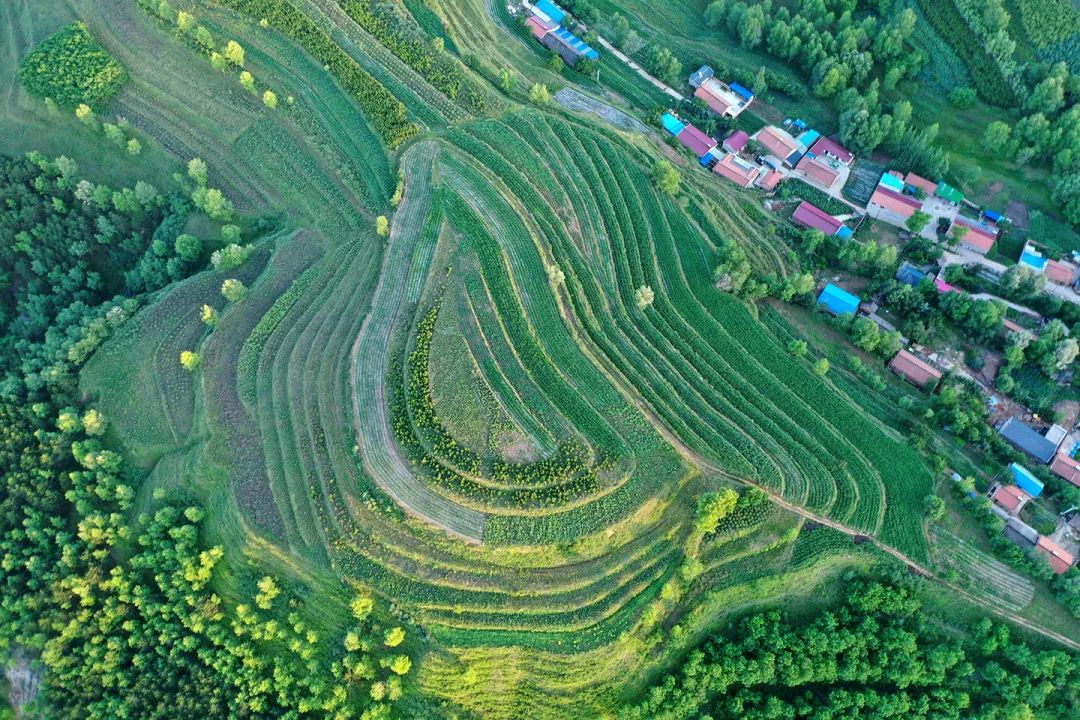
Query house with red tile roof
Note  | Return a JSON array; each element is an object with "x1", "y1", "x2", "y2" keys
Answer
[
  {"x1": 951, "y1": 217, "x2": 997, "y2": 255},
  {"x1": 723, "y1": 130, "x2": 749, "y2": 154},
  {"x1": 808, "y1": 137, "x2": 854, "y2": 165},
  {"x1": 754, "y1": 127, "x2": 802, "y2": 166},
  {"x1": 796, "y1": 156, "x2": 841, "y2": 191},
  {"x1": 694, "y1": 78, "x2": 752, "y2": 118},
  {"x1": 1045, "y1": 259, "x2": 1077, "y2": 286},
  {"x1": 757, "y1": 169, "x2": 783, "y2": 192},
  {"x1": 990, "y1": 484, "x2": 1031, "y2": 514},
  {"x1": 792, "y1": 201, "x2": 843, "y2": 235},
  {"x1": 867, "y1": 185, "x2": 923, "y2": 226},
  {"x1": 1051, "y1": 452, "x2": 1080, "y2": 487},
  {"x1": 712, "y1": 153, "x2": 759, "y2": 188},
  {"x1": 888, "y1": 350, "x2": 942, "y2": 390},
  {"x1": 903, "y1": 171, "x2": 937, "y2": 196},
  {"x1": 1036, "y1": 536, "x2": 1075, "y2": 575},
  {"x1": 526, "y1": 16, "x2": 556, "y2": 39}
]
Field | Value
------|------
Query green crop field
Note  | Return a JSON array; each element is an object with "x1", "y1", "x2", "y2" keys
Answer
[{"x1": 5, "y1": 0, "x2": 1080, "y2": 718}]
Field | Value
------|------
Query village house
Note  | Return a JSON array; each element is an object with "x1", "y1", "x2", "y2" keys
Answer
[
  {"x1": 792, "y1": 201, "x2": 851, "y2": 238},
  {"x1": 722, "y1": 130, "x2": 749, "y2": 154},
  {"x1": 756, "y1": 169, "x2": 783, "y2": 192},
  {"x1": 1051, "y1": 450, "x2": 1080, "y2": 487},
  {"x1": 903, "y1": 171, "x2": 937, "y2": 197},
  {"x1": 951, "y1": 217, "x2": 998, "y2": 255},
  {"x1": 998, "y1": 417, "x2": 1065, "y2": 464},
  {"x1": 867, "y1": 184, "x2": 923, "y2": 226},
  {"x1": 816, "y1": 283, "x2": 861, "y2": 316},
  {"x1": 888, "y1": 350, "x2": 942, "y2": 391},
  {"x1": 754, "y1": 126, "x2": 802, "y2": 167},
  {"x1": 795, "y1": 155, "x2": 842, "y2": 192},
  {"x1": 1036, "y1": 536, "x2": 1075, "y2": 575},
  {"x1": 712, "y1": 153, "x2": 760, "y2": 188},
  {"x1": 990, "y1": 484, "x2": 1031, "y2": 516},
  {"x1": 808, "y1": 137, "x2": 853, "y2": 165},
  {"x1": 689, "y1": 66, "x2": 754, "y2": 119}
]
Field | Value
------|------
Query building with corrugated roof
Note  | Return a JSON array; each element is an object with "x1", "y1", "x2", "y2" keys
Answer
[
  {"x1": 1010, "y1": 463, "x2": 1044, "y2": 498},
  {"x1": 1051, "y1": 451, "x2": 1080, "y2": 487},
  {"x1": 757, "y1": 169, "x2": 783, "y2": 192},
  {"x1": 867, "y1": 185, "x2": 923, "y2": 225},
  {"x1": 888, "y1": 350, "x2": 942, "y2": 390},
  {"x1": 723, "y1": 130, "x2": 749, "y2": 154},
  {"x1": 998, "y1": 417, "x2": 1061, "y2": 464},
  {"x1": 1046, "y1": 259, "x2": 1077, "y2": 286},
  {"x1": 896, "y1": 261, "x2": 929, "y2": 286},
  {"x1": 816, "y1": 283, "x2": 861, "y2": 315},
  {"x1": 936, "y1": 182, "x2": 964, "y2": 205},
  {"x1": 903, "y1": 171, "x2": 937, "y2": 196},
  {"x1": 676, "y1": 124, "x2": 717, "y2": 158},
  {"x1": 1004, "y1": 517, "x2": 1039, "y2": 549},
  {"x1": 793, "y1": 201, "x2": 844, "y2": 235},
  {"x1": 694, "y1": 78, "x2": 752, "y2": 118}
]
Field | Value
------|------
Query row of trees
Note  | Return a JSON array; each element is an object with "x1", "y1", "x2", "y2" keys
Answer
[{"x1": 622, "y1": 575, "x2": 1080, "y2": 719}]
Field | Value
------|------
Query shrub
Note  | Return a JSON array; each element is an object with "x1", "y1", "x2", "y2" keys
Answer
[{"x1": 17, "y1": 23, "x2": 128, "y2": 108}]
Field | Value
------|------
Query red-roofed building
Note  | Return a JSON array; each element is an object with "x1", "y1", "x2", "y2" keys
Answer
[
  {"x1": 676, "y1": 125, "x2": 716, "y2": 158},
  {"x1": 952, "y1": 218, "x2": 997, "y2": 255},
  {"x1": 792, "y1": 201, "x2": 843, "y2": 235},
  {"x1": 1036, "y1": 536, "x2": 1075, "y2": 575},
  {"x1": 526, "y1": 16, "x2": 555, "y2": 39},
  {"x1": 1051, "y1": 452, "x2": 1080, "y2": 487},
  {"x1": 1045, "y1": 259, "x2": 1077, "y2": 286},
  {"x1": 991, "y1": 484, "x2": 1031, "y2": 514},
  {"x1": 796, "y1": 156, "x2": 841, "y2": 191},
  {"x1": 934, "y1": 277, "x2": 960, "y2": 293},
  {"x1": 903, "y1": 171, "x2": 937, "y2": 196},
  {"x1": 757, "y1": 169, "x2": 783, "y2": 192},
  {"x1": 723, "y1": 130, "x2": 749, "y2": 154},
  {"x1": 888, "y1": 350, "x2": 942, "y2": 390},
  {"x1": 868, "y1": 185, "x2": 923, "y2": 226},
  {"x1": 754, "y1": 127, "x2": 801, "y2": 166},
  {"x1": 809, "y1": 137, "x2": 854, "y2": 165},
  {"x1": 693, "y1": 78, "x2": 752, "y2": 118},
  {"x1": 713, "y1": 153, "x2": 759, "y2": 188}
]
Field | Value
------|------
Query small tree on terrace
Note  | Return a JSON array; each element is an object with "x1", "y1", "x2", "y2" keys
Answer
[
  {"x1": 813, "y1": 358, "x2": 830, "y2": 376},
  {"x1": 695, "y1": 489, "x2": 739, "y2": 534},
  {"x1": 376, "y1": 215, "x2": 390, "y2": 236},
  {"x1": 906, "y1": 210, "x2": 931, "y2": 235},
  {"x1": 221, "y1": 279, "x2": 246, "y2": 303},
  {"x1": 788, "y1": 339, "x2": 808, "y2": 357},
  {"x1": 180, "y1": 350, "x2": 201, "y2": 371},
  {"x1": 262, "y1": 90, "x2": 278, "y2": 109},
  {"x1": 528, "y1": 83, "x2": 550, "y2": 105},
  {"x1": 652, "y1": 159, "x2": 680, "y2": 195},
  {"x1": 188, "y1": 157, "x2": 208, "y2": 186},
  {"x1": 224, "y1": 40, "x2": 245, "y2": 66},
  {"x1": 635, "y1": 285, "x2": 655, "y2": 310}
]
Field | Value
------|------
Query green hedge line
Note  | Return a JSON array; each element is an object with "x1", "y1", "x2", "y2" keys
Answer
[{"x1": 218, "y1": 0, "x2": 417, "y2": 147}]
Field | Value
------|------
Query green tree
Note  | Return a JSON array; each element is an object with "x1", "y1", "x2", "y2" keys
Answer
[
  {"x1": 221, "y1": 278, "x2": 246, "y2": 302},
  {"x1": 851, "y1": 316, "x2": 881, "y2": 352},
  {"x1": 262, "y1": 90, "x2": 278, "y2": 109},
  {"x1": 634, "y1": 285, "x2": 655, "y2": 310},
  {"x1": 788, "y1": 339, "x2": 808, "y2": 357},
  {"x1": 376, "y1": 215, "x2": 389, "y2": 236},
  {"x1": 695, "y1": 489, "x2": 739, "y2": 534},
  {"x1": 948, "y1": 87, "x2": 976, "y2": 109},
  {"x1": 528, "y1": 83, "x2": 550, "y2": 105},
  {"x1": 254, "y1": 576, "x2": 280, "y2": 609},
  {"x1": 81, "y1": 408, "x2": 106, "y2": 436},
  {"x1": 174, "y1": 233, "x2": 201, "y2": 262},
  {"x1": 180, "y1": 350, "x2": 201, "y2": 371},
  {"x1": 224, "y1": 40, "x2": 245, "y2": 66},
  {"x1": 813, "y1": 358, "x2": 830, "y2": 376},
  {"x1": 981, "y1": 121, "x2": 1012, "y2": 154},
  {"x1": 126, "y1": 138, "x2": 141, "y2": 156},
  {"x1": 239, "y1": 71, "x2": 256, "y2": 93},
  {"x1": 499, "y1": 68, "x2": 515, "y2": 93},
  {"x1": 384, "y1": 627, "x2": 406, "y2": 647},
  {"x1": 200, "y1": 304, "x2": 219, "y2": 327},
  {"x1": 644, "y1": 46, "x2": 682, "y2": 86},
  {"x1": 905, "y1": 210, "x2": 932, "y2": 235},
  {"x1": 188, "y1": 157, "x2": 208, "y2": 186},
  {"x1": 194, "y1": 26, "x2": 215, "y2": 51},
  {"x1": 652, "y1": 159, "x2": 680, "y2": 195}
]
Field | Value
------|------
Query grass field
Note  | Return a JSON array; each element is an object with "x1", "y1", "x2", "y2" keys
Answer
[{"x1": 9, "y1": 0, "x2": 1070, "y2": 715}]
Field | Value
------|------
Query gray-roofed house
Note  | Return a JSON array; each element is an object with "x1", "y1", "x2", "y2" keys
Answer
[
  {"x1": 1003, "y1": 517, "x2": 1039, "y2": 549},
  {"x1": 689, "y1": 65, "x2": 714, "y2": 89},
  {"x1": 998, "y1": 417, "x2": 1061, "y2": 464}
]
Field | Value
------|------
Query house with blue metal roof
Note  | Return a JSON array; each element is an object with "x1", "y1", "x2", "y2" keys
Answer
[
  {"x1": 729, "y1": 82, "x2": 754, "y2": 102},
  {"x1": 541, "y1": 26, "x2": 599, "y2": 65},
  {"x1": 661, "y1": 112, "x2": 686, "y2": 136},
  {"x1": 1010, "y1": 463, "x2": 1044, "y2": 498},
  {"x1": 531, "y1": 0, "x2": 566, "y2": 24},
  {"x1": 896, "y1": 261, "x2": 929, "y2": 286},
  {"x1": 817, "y1": 283, "x2": 861, "y2": 316},
  {"x1": 1019, "y1": 245, "x2": 1048, "y2": 273}
]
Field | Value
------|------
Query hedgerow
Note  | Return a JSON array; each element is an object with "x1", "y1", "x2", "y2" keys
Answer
[
  {"x1": 337, "y1": 0, "x2": 490, "y2": 113},
  {"x1": 217, "y1": 0, "x2": 417, "y2": 146},
  {"x1": 17, "y1": 23, "x2": 128, "y2": 108},
  {"x1": 914, "y1": 0, "x2": 1018, "y2": 106}
]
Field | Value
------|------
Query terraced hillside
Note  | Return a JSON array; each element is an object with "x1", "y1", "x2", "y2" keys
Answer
[{"x1": 39, "y1": 0, "x2": 952, "y2": 716}]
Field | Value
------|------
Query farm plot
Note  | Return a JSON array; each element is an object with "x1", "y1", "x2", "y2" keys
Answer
[{"x1": 930, "y1": 528, "x2": 1036, "y2": 613}]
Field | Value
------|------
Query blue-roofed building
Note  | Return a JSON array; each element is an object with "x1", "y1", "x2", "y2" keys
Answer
[
  {"x1": 661, "y1": 112, "x2": 686, "y2": 136},
  {"x1": 798, "y1": 129, "x2": 822, "y2": 150},
  {"x1": 896, "y1": 261, "x2": 929, "y2": 286},
  {"x1": 1010, "y1": 463, "x2": 1044, "y2": 498},
  {"x1": 699, "y1": 147, "x2": 722, "y2": 168},
  {"x1": 879, "y1": 172, "x2": 905, "y2": 192},
  {"x1": 817, "y1": 283, "x2": 861, "y2": 316},
  {"x1": 1020, "y1": 246, "x2": 1048, "y2": 272},
  {"x1": 985, "y1": 209, "x2": 1003, "y2": 223},
  {"x1": 835, "y1": 225, "x2": 854, "y2": 241},
  {"x1": 730, "y1": 82, "x2": 754, "y2": 102},
  {"x1": 541, "y1": 26, "x2": 599, "y2": 65},
  {"x1": 531, "y1": 0, "x2": 566, "y2": 24}
]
